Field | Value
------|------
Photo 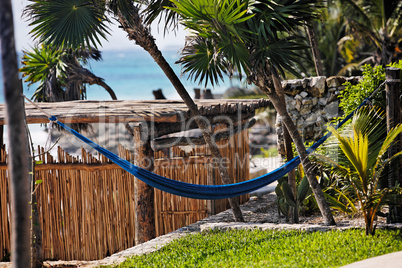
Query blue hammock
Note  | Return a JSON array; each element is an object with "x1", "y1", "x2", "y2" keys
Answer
[{"x1": 48, "y1": 98, "x2": 369, "y2": 200}]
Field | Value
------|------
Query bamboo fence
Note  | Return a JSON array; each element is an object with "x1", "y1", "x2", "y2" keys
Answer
[{"x1": 0, "y1": 129, "x2": 249, "y2": 261}]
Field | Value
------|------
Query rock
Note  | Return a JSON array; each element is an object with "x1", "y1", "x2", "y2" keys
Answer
[
  {"x1": 326, "y1": 76, "x2": 346, "y2": 88},
  {"x1": 325, "y1": 101, "x2": 340, "y2": 118},
  {"x1": 300, "y1": 105, "x2": 312, "y2": 115},
  {"x1": 294, "y1": 94, "x2": 302, "y2": 100},
  {"x1": 295, "y1": 100, "x2": 302, "y2": 111},
  {"x1": 283, "y1": 79, "x2": 305, "y2": 96},
  {"x1": 346, "y1": 76, "x2": 362, "y2": 85},
  {"x1": 286, "y1": 100, "x2": 296, "y2": 111},
  {"x1": 308, "y1": 76, "x2": 326, "y2": 97},
  {"x1": 318, "y1": 98, "x2": 327, "y2": 106},
  {"x1": 316, "y1": 116, "x2": 326, "y2": 126},
  {"x1": 302, "y1": 98, "x2": 313, "y2": 105},
  {"x1": 297, "y1": 117, "x2": 305, "y2": 127},
  {"x1": 299, "y1": 91, "x2": 309, "y2": 98},
  {"x1": 305, "y1": 114, "x2": 317, "y2": 122},
  {"x1": 202, "y1": 89, "x2": 214, "y2": 99}
]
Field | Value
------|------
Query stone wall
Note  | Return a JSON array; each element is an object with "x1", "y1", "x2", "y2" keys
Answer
[{"x1": 276, "y1": 76, "x2": 360, "y2": 155}]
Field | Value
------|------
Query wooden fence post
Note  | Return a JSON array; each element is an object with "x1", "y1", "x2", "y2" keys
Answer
[
  {"x1": 385, "y1": 67, "x2": 402, "y2": 223},
  {"x1": 133, "y1": 123, "x2": 156, "y2": 244}
]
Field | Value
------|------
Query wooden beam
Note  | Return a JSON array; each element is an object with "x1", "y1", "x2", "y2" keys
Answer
[
  {"x1": 386, "y1": 67, "x2": 402, "y2": 223},
  {"x1": 133, "y1": 123, "x2": 156, "y2": 245},
  {"x1": 152, "y1": 118, "x2": 256, "y2": 151},
  {"x1": 152, "y1": 113, "x2": 255, "y2": 138}
]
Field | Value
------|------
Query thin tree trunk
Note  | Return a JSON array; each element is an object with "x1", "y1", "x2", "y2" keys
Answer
[
  {"x1": 277, "y1": 86, "x2": 297, "y2": 223},
  {"x1": 69, "y1": 65, "x2": 118, "y2": 100},
  {"x1": 0, "y1": 1, "x2": 32, "y2": 267},
  {"x1": 283, "y1": 126, "x2": 298, "y2": 222},
  {"x1": 22, "y1": 97, "x2": 43, "y2": 268},
  {"x1": 96, "y1": 79, "x2": 117, "y2": 100},
  {"x1": 270, "y1": 74, "x2": 335, "y2": 225},
  {"x1": 306, "y1": 24, "x2": 324, "y2": 76},
  {"x1": 116, "y1": 9, "x2": 244, "y2": 221}
]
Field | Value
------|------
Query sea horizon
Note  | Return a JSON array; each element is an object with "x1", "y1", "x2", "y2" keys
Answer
[
  {"x1": 0, "y1": 48, "x2": 232, "y2": 103},
  {"x1": 0, "y1": 48, "x2": 235, "y2": 152}
]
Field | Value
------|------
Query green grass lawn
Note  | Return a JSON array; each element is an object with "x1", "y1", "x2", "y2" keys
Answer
[{"x1": 111, "y1": 228, "x2": 402, "y2": 268}]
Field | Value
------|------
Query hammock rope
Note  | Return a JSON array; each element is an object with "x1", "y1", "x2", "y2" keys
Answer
[{"x1": 23, "y1": 88, "x2": 380, "y2": 200}]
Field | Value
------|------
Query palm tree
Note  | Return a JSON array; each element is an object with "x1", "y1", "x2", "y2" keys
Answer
[
  {"x1": 305, "y1": 1, "x2": 350, "y2": 76},
  {"x1": 336, "y1": 0, "x2": 402, "y2": 67},
  {"x1": 24, "y1": 0, "x2": 245, "y2": 222},
  {"x1": 169, "y1": 0, "x2": 335, "y2": 225},
  {"x1": 317, "y1": 106, "x2": 402, "y2": 235},
  {"x1": 0, "y1": 0, "x2": 31, "y2": 267},
  {"x1": 20, "y1": 45, "x2": 117, "y2": 102}
]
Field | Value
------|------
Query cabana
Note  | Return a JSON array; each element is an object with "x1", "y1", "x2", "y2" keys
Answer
[{"x1": 0, "y1": 98, "x2": 270, "y2": 261}]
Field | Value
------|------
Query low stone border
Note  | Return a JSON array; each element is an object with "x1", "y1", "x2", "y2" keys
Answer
[{"x1": 200, "y1": 222, "x2": 402, "y2": 233}]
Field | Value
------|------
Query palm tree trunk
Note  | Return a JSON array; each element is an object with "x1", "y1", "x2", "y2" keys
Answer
[
  {"x1": 68, "y1": 65, "x2": 118, "y2": 100},
  {"x1": 305, "y1": 24, "x2": 324, "y2": 76},
  {"x1": 270, "y1": 74, "x2": 335, "y2": 225},
  {"x1": 116, "y1": 9, "x2": 244, "y2": 222},
  {"x1": 0, "y1": 1, "x2": 32, "y2": 266}
]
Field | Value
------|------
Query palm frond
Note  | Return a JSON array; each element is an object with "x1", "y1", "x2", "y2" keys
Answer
[
  {"x1": 142, "y1": 0, "x2": 180, "y2": 33},
  {"x1": 178, "y1": 37, "x2": 227, "y2": 87},
  {"x1": 374, "y1": 123, "x2": 402, "y2": 171},
  {"x1": 250, "y1": 38, "x2": 309, "y2": 78},
  {"x1": 20, "y1": 46, "x2": 67, "y2": 86},
  {"x1": 25, "y1": 0, "x2": 110, "y2": 48},
  {"x1": 250, "y1": 0, "x2": 320, "y2": 33},
  {"x1": 339, "y1": 0, "x2": 373, "y2": 28},
  {"x1": 388, "y1": 0, "x2": 402, "y2": 37}
]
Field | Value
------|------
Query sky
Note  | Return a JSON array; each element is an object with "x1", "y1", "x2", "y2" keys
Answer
[{"x1": 11, "y1": 0, "x2": 188, "y2": 52}]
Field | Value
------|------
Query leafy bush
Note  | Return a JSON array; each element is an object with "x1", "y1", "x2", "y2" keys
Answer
[
  {"x1": 338, "y1": 60, "x2": 402, "y2": 121},
  {"x1": 339, "y1": 64, "x2": 386, "y2": 118},
  {"x1": 316, "y1": 106, "x2": 402, "y2": 235}
]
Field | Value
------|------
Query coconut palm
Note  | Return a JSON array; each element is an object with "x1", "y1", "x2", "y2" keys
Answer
[
  {"x1": 20, "y1": 45, "x2": 117, "y2": 102},
  {"x1": 169, "y1": 0, "x2": 335, "y2": 225},
  {"x1": 0, "y1": 0, "x2": 31, "y2": 266},
  {"x1": 316, "y1": 106, "x2": 402, "y2": 235},
  {"x1": 24, "y1": 0, "x2": 245, "y2": 222}
]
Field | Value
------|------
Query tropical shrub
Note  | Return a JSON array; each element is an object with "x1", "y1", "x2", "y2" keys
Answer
[
  {"x1": 275, "y1": 164, "x2": 311, "y2": 223},
  {"x1": 339, "y1": 64, "x2": 386, "y2": 117},
  {"x1": 338, "y1": 60, "x2": 402, "y2": 121},
  {"x1": 316, "y1": 106, "x2": 402, "y2": 235}
]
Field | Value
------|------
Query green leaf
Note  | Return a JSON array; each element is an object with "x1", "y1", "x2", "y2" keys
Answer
[
  {"x1": 35, "y1": 160, "x2": 43, "y2": 165},
  {"x1": 298, "y1": 176, "x2": 310, "y2": 202},
  {"x1": 275, "y1": 185, "x2": 284, "y2": 198},
  {"x1": 324, "y1": 192, "x2": 352, "y2": 213},
  {"x1": 282, "y1": 181, "x2": 296, "y2": 207},
  {"x1": 35, "y1": 180, "x2": 43, "y2": 185},
  {"x1": 26, "y1": 0, "x2": 110, "y2": 48}
]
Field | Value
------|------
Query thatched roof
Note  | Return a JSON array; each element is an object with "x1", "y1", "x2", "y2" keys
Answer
[{"x1": 0, "y1": 99, "x2": 271, "y2": 125}]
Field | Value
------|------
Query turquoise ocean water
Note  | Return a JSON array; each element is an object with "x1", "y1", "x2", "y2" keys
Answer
[
  {"x1": 0, "y1": 49, "x2": 231, "y2": 102},
  {"x1": 0, "y1": 49, "x2": 232, "y2": 150}
]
